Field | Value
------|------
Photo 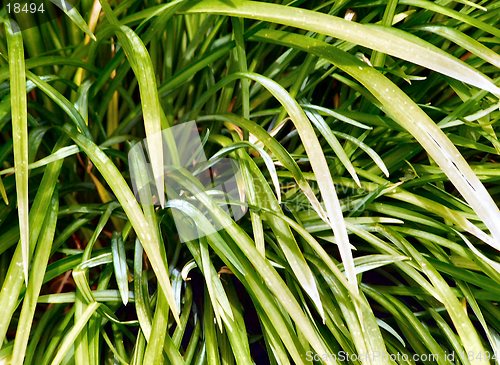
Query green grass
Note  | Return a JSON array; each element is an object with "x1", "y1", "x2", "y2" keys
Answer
[{"x1": 0, "y1": 0, "x2": 499, "y2": 364}]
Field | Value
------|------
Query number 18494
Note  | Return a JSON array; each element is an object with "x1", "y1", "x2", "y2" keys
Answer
[{"x1": 6, "y1": 2, "x2": 44, "y2": 13}]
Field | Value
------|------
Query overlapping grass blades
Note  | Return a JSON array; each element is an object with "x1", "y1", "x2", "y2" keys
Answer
[
  {"x1": 63, "y1": 124, "x2": 180, "y2": 323},
  {"x1": 251, "y1": 28, "x2": 500, "y2": 251}
]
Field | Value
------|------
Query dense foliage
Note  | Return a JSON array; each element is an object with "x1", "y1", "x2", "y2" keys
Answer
[{"x1": 0, "y1": 0, "x2": 499, "y2": 364}]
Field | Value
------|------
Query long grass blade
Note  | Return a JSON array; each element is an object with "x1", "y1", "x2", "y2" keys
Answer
[
  {"x1": 99, "y1": 0, "x2": 167, "y2": 206},
  {"x1": 50, "y1": 302, "x2": 100, "y2": 365},
  {"x1": 6, "y1": 22, "x2": 29, "y2": 284}
]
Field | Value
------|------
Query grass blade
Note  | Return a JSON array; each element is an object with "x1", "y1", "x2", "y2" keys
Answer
[
  {"x1": 50, "y1": 302, "x2": 100, "y2": 365},
  {"x1": 144, "y1": 291, "x2": 169, "y2": 364},
  {"x1": 134, "y1": 239, "x2": 153, "y2": 339},
  {"x1": 6, "y1": 22, "x2": 29, "y2": 284},
  {"x1": 111, "y1": 232, "x2": 129, "y2": 305},
  {"x1": 305, "y1": 108, "x2": 361, "y2": 185},
  {"x1": 50, "y1": 0, "x2": 96, "y2": 40}
]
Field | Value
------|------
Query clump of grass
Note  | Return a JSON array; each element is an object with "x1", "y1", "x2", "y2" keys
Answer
[{"x1": 0, "y1": 0, "x2": 498, "y2": 364}]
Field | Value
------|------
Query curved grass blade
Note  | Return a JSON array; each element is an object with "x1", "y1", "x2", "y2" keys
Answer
[
  {"x1": 99, "y1": 0, "x2": 167, "y2": 206},
  {"x1": 0, "y1": 145, "x2": 80, "y2": 176},
  {"x1": 399, "y1": 0, "x2": 500, "y2": 38},
  {"x1": 234, "y1": 73, "x2": 356, "y2": 292},
  {"x1": 301, "y1": 104, "x2": 372, "y2": 130},
  {"x1": 210, "y1": 141, "x2": 281, "y2": 203},
  {"x1": 455, "y1": 231, "x2": 500, "y2": 274},
  {"x1": 181, "y1": 0, "x2": 500, "y2": 96},
  {"x1": 200, "y1": 113, "x2": 326, "y2": 221},
  {"x1": 114, "y1": 24, "x2": 166, "y2": 206},
  {"x1": 26, "y1": 71, "x2": 91, "y2": 138},
  {"x1": 332, "y1": 131, "x2": 389, "y2": 177}
]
